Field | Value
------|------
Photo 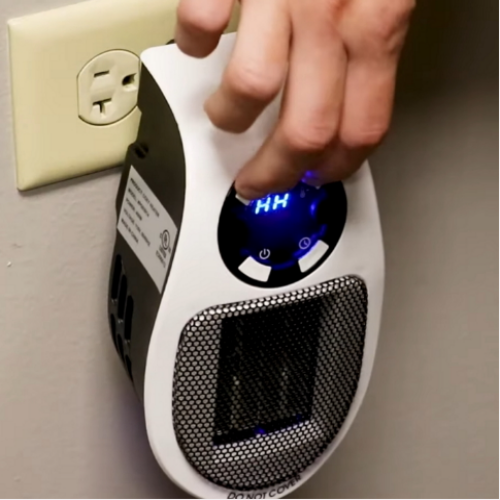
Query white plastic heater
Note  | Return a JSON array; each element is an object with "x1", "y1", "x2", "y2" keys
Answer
[{"x1": 107, "y1": 33, "x2": 384, "y2": 499}]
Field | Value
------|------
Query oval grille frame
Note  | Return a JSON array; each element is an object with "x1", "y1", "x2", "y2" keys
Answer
[{"x1": 172, "y1": 276, "x2": 368, "y2": 491}]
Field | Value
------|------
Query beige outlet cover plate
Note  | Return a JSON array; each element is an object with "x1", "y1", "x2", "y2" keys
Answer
[{"x1": 8, "y1": 0, "x2": 239, "y2": 191}]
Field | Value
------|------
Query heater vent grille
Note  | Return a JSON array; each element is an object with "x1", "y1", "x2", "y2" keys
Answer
[{"x1": 172, "y1": 276, "x2": 368, "y2": 491}]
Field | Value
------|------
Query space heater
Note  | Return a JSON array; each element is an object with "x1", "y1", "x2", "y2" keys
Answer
[{"x1": 107, "y1": 33, "x2": 384, "y2": 499}]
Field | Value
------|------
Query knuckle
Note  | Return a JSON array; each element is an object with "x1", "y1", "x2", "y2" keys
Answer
[
  {"x1": 282, "y1": 122, "x2": 336, "y2": 155},
  {"x1": 342, "y1": 124, "x2": 388, "y2": 150},
  {"x1": 363, "y1": 1, "x2": 415, "y2": 53},
  {"x1": 387, "y1": 0, "x2": 416, "y2": 21},
  {"x1": 225, "y1": 63, "x2": 281, "y2": 103},
  {"x1": 325, "y1": 0, "x2": 349, "y2": 17}
]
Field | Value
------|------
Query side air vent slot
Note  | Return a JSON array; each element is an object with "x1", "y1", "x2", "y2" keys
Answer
[{"x1": 109, "y1": 254, "x2": 135, "y2": 381}]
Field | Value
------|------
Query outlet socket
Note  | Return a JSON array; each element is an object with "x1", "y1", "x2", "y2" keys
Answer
[
  {"x1": 8, "y1": 0, "x2": 239, "y2": 191},
  {"x1": 78, "y1": 50, "x2": 140, "y2": 126}
]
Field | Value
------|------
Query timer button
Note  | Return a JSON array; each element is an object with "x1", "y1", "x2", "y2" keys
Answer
[
  {"x1": 238, "y1": 257, "x2": 272, "y2": 282},
  {"x1": 299, "y1": 237, "x2": 312, "y2": 251},
  {"x1": 298, "y1": 240, "x2": 329, "y2": 273}
]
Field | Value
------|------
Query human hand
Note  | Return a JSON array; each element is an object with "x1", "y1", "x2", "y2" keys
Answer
[{"x1": 176, "y1": 0, "x2": 415, "y2": 199}]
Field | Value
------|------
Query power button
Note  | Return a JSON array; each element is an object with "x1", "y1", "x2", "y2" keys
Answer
[{"x1": 259, "y1": 249, "x2": 271, "y2": 260}]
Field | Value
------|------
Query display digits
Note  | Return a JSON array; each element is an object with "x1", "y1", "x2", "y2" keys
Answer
[{"x1": 254, "y1": 194, "x2": 290, "y2": 215}]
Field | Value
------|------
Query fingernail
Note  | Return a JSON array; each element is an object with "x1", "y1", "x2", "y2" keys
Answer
[{"x1": 236, "y1": 185, "x2": 268, "y2": 201}]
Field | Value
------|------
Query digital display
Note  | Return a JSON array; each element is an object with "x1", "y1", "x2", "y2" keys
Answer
[
  {"x1": 241, "y1": 184, "x2": 328, "y2": 267},
  {"x1": 218, "y1": 180, "x2": 348, "y2": 288},
  {"x1": 253, "y1": 194, "x2": 290, "y2": 214}
]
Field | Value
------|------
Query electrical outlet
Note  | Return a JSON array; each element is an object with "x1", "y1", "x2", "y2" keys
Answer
[
  {"x1": 8, "y1": 0, "x2": 239, "y2": 191},
  {"x1": 78, "y1": 50, "x2": 140, "y2": 126}
]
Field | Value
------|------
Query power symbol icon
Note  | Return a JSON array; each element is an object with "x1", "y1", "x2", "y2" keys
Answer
[{"x1": 259, "y1": 249, "x2": 271, "y2": 260}]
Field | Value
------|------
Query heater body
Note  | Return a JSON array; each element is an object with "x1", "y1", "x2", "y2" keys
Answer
[{"x1": 108, "y1": 34, "x2": 384, "y2": 499}]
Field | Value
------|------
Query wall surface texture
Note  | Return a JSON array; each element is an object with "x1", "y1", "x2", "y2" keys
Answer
[{"x1": 0, "y1": 0, "x2": 497, "y2": 498}]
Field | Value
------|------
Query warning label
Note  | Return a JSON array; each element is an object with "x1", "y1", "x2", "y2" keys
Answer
[{"x1": 118, "y1": 166, "x2": 178, "y2": 293}]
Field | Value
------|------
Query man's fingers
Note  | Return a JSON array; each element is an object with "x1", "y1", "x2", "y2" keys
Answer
[
  {"x1": 340, "y1": 56, "x2": 396, "y2": 159},
  {"x1": 313, "y1": 51, "x2": 399, "y2": 184},
  {"x1": 178, "y1": 0, "x2": 412, "y2": 192},
  {"x1": 176, "y1": 0, "x2": 234, "y2": 58},
  {"x1": 310, "y1": 0, "x2": 414, "y2": 183},
  {"x1": 205, "y1": 0, "x2": 291, "y2": 133},
  {"x1": 235, "y1": 4, "x2": 347, "y2": 199}
]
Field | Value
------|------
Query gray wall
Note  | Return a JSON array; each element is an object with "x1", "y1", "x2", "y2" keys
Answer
[{"x1": 0, "y1": 0, "x2": 497, "y2": 498}]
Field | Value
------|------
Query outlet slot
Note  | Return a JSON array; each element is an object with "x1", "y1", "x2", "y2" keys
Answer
[
  {"x1": 94, "y1": 98, "x2": 112, "y2": 117},
  {"x1": 122, "y1": 73, "x2": 137, "y2": 89},
  {"x1": 94, "y1": 70, "x2": 110, "y2": 79}
]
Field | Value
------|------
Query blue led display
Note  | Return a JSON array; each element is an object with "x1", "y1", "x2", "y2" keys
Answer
[
  {"x1": 253, "y1": 193, "x2": 290, "y2": 214},
  {"x1": 240, "y1": 185, "x2": 329, "y2": 269},
  {"x1": 218, "y1": 180, "x2": 348, "y2": 287}
]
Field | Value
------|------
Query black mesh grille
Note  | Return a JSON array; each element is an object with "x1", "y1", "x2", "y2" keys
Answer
[{"x1": 172, "y1": 276, "x2": 368, "y2": 491}]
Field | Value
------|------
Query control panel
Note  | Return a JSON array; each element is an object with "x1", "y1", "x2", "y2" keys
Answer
[{"x1": 218, "y1": 182, "x2": 348, "y2": 288}]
